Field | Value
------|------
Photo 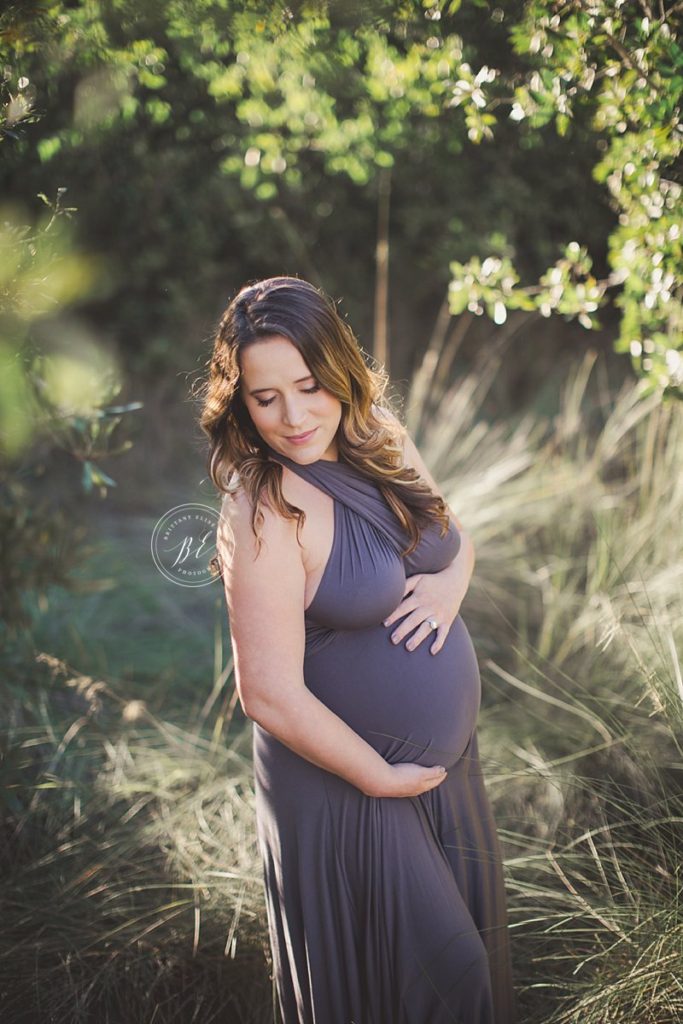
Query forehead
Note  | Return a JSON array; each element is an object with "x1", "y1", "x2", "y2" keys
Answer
[{"x1": 239, "y1": 335, "x2": 311, "y2": 383}]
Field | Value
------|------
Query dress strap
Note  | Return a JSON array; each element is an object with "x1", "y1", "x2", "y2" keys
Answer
[{"x1": 266, "y1": 446, "x2": 410, "y2": 555}]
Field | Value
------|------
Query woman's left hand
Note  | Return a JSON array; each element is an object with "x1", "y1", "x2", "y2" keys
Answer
[{"x1": 382, "y1": 560, "x2": 468, "y2": 656}]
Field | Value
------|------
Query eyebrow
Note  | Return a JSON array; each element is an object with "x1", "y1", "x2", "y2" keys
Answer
[{"x1": 248, "y1": 374, "x2": 315, "y2": 396}]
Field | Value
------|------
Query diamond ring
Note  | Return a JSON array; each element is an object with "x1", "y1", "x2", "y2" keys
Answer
[{"x1": 427, "y1": 618, "x2": 438, "y2": 630}]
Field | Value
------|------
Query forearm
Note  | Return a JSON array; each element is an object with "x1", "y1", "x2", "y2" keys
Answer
[{"x1": 246, "y1": 685, "x2": 391, "y2": 797}]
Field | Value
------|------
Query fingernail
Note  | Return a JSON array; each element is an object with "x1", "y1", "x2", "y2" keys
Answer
[
  {"x1": 406, "y1": 641, "x2": 414, "y2": 650},
  {"x1": 438, "y1": 766, "x2": 446, "y2": 774},
  {"x1": 392, "y1": 635, "x2": 400, "y2": 644}
]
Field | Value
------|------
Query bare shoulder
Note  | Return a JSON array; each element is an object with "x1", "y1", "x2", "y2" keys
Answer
[
  {"x1": 217, "y1": 481, "x2": 299, "y2": 567},
  {"x1": 372, "y1": 404, "x2": 465, "y2": 530},
  {"x1": 372, "y1": 404, "x2": 431, "y2": 484}
]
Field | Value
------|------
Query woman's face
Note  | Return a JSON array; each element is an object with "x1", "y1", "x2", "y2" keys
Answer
[{"x1": 239, "y1": 335, "x2": 343, "y2": 463}]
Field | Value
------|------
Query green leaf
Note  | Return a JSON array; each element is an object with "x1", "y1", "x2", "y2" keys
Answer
[
  {"x1": 556, "y1": 113, "x2": 570, "y2": 136},
  {"x1": 89, "y1": 464, "x2": 117, "y2": 488}
]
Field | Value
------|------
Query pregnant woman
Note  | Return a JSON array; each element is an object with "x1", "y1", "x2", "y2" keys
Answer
[{"x1": 201, "y1": 276, "x2": 517, "y2": 1024}]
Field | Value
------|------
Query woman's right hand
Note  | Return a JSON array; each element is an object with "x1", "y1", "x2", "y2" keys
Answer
[{"x1": 369, "y1": 762, "x2": 449, "y2": 798}]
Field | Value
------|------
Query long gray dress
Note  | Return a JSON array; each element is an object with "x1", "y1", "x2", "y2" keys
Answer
[{"x1": 252, "y1": 446, "x2": 517, "y2": 1024}]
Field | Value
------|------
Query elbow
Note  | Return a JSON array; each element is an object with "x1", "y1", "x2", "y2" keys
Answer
[
  {"x1": 235, "y1": 669, "x2": 304, "y2": 727},
  {"x1": 235, "y1": 670, "x2": 267, "y2": 722},
  {"x1": 240, "y1": 692, "x2": 263, "y2": 722},
  {"x1": 236, "y1": 679, "x2": 258, "y2": 722},
  {"x1": 242, "y1": 690, "x2": 300, "y2": 734},
  {"x1": 240, "y1": 690, "x2": 278, "y2": 726},
  {"x1": 240, "y1": 698, "x2": 258, "y2": 722}
]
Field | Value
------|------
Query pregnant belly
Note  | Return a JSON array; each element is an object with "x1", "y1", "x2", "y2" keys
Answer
[{"x1": 303, "y1": 614, "x2": 481, "y2": 770}]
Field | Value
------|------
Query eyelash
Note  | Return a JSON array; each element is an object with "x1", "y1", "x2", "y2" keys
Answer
[{"x1": 255, "y1": 384, "x2": 321, "y2": 408}]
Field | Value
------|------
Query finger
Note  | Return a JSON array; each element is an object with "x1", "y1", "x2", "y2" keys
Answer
[
  {"x1": 425, "y1": 771, "x2": 448, "y2": 791},
  {"x1": 430, "y1": 612, "x2": 460, "y2": 654},
  {"x1": 387, "y1": 606, "x2": 429, "y2": 645},
  {"x1": 404, "y1": 619, "x2": 436, "y2": 651},
  {"x1": 430, "y1": 625, "x2": 446, "y2": 655},
  {"x1": 383, "y1": 596, "x2": 420, "y2": 631}
]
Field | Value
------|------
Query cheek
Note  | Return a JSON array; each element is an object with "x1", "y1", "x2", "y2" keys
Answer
[
  {"x1": 318, "y1": 392, "x2": 342, "y2": 422},
  {"x1": 245, "y1": 402, "x2": 274, "y2": 430}
]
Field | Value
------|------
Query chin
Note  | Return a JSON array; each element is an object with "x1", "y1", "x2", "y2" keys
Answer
[
  {"x1": 299, "y1": 443, "x2": 327, "y2": 462},
  {"x1": 270, "y1": 423, "x2": 339, "y2": 462}
]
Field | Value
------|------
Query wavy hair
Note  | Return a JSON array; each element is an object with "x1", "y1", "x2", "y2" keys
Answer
[{"x1": 199, "y1": 276, "x2": 450, "y2": 572}]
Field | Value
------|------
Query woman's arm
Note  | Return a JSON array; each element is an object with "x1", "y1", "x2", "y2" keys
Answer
[
  {"x1": 377, "y1": 410, "x2": 476, "y2": 654},
  {"x1": 218, "y1": 487, "x2": 449, "y2": 798}
]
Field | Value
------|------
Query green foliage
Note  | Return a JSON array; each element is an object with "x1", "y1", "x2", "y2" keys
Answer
[
  {"x1": 1, "y1": 0, "x2": 616, "y2": 385},
  {"x1": 0, "y1": 3, "x2": 146, "y2": 475},
  {"x1": 0, "y1": 482, "x2": 88, "y2": 630},
  {"x1": 0, "y1": 9, "x2": 144, "y2": 636},
  {"x1": 450, "y1": 241, "x2": 607, "y2": 327},
  {"x1": 449, "y1": 0, "x2": 683, "y2": 399},
  {"x1": 0, "y1": 185, "x2": 142, "y2": 477},
  {"x1": 199, "y1": 15, "x2": 476, "y2": 188},
  {"x1": 14, "y1": 2, "x2": 484, "y2": 189}
]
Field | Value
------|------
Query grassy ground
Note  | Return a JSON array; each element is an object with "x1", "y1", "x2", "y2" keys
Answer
[{"x1": 1, "y1": 348, "x2": 681, "y2": 1022}]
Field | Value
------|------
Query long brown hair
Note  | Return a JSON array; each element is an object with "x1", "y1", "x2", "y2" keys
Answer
[{"x1": 199, "y1": 276, "x2": 450, "y2": 570}]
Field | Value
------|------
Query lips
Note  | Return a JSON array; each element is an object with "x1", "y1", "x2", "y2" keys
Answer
[{"x1": 286, "y1": 428, "x2": 317, "y2": 442}]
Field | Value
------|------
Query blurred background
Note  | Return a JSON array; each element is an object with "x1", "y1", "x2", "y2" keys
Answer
[{"x1": 1, "y1": 1, "x2": 681, "y2": 1022}]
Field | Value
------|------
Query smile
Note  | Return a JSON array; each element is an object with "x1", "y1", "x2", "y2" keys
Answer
[{"x1": 286, "y1": 428, "x2": 317, "y2": 444}]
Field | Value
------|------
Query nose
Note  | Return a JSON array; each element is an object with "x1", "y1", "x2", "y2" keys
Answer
[{"x1": 282, "y1": 393, "x2": 306, "y2": 429}]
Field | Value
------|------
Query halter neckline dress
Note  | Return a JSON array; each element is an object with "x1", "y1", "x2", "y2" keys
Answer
[{"x1": 251, "y1": 445, "x2": 517, "y2": 1024}]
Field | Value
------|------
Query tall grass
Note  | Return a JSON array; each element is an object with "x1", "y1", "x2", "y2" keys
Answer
[
  {"x1": 1, "y1": 347, "x2": 681, "y2": 1022},
  {"x1": 410, "y1": 347, "x2": 683, "y2": 1023},
  {"x1": 0, "y1": 653, "x2": 274, "y2": 1023}
]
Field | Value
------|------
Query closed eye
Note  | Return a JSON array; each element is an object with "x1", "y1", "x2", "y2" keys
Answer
[{"x1": 255, "y1": 383, "x2": 321, "y2": 408}]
